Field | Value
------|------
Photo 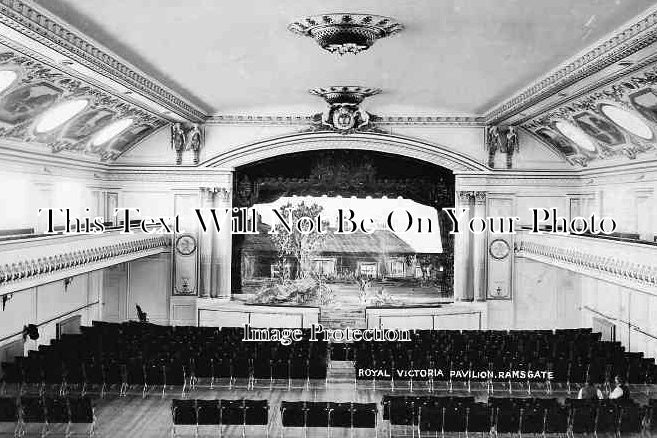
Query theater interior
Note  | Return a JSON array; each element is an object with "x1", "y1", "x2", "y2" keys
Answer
[{"x1": 1, "y1": 0, "x2": 657, "y2": 436}]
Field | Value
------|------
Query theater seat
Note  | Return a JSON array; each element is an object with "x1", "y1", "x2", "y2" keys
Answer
[{"x1": 0, "y1": 397, "x2": 18, "y2": 436}]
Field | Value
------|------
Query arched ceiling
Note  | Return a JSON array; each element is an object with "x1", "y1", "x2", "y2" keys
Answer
[
  {"x1": 33, "y1": 0, "x2": 656, "y2": 116},
  {"x1": 0, "y1": 46, "x2": 166, "y2": 161},
  {"x1": 0, "y1": 0, "x2": 655, "y2": 165}
]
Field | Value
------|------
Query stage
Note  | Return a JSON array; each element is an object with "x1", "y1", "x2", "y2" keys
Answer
[{"x1": 194, "y1": 281, "x2": 486, "y2": 331}]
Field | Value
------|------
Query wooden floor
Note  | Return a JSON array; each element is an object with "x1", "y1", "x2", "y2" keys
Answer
[{"x1": 2, "y1": 379, "x2": 654, "y2": 437}]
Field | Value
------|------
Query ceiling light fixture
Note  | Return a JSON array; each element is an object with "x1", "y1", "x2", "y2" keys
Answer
[
  {"x1": 309, "y1": 86, "x2": 382, "y2": 105},
  {"x1": 288, "y1": 13, "x2": 403, "y2": 55},
  {"x1": 0, "y1": 70, "x2": 17, "y2": 94},
  {"x1": 555, "y1": 121, "x2": 597, "y2": 152},
  {"x1": 600, "y1": 104, "x2": 653, "y2": 140},
  {"x1": 35, "y1": 99, "x2": 88, "y2": 133},
  {"x1": 91, "y1": 118, "x2": 133, "y2": 146}
]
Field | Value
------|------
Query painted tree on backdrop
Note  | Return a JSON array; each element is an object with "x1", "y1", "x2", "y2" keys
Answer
[{"x1": 268, "y1": 201, "x2": 328, "y2": 279}]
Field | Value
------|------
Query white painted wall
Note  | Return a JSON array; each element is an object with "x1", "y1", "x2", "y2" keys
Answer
[
  {"x1": 498, "y1": 257, "x2": 657, "y2": 361},
  {"x1": 101, "y1": 254, "x2": 172, "y2": 325},
  {"x1": 580, "y1": 275, "x2": 657, "y2": 361},
  {"x1": 0, "y1": 167, "x2": 102, "y2": 232},
  {"x1": 116, "y1": 123, "x2": 569, "y2": 170},
  {"x1": 0, "y1": 270, "x2": 102, "y2": 355},
  {"x1": 1, "y1": 253, "x2": 171, "y2": 362}
]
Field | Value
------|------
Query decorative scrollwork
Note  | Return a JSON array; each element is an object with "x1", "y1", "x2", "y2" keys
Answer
[
  {"x1": 515, "y1": 238, "x2": 657, "y2": 289},
  {"x1": 0, "y1": 235, "x2": 171, "y2": 286},
  {"x1": 0, "y1": 48, "x2": 166, "y2": 161}
]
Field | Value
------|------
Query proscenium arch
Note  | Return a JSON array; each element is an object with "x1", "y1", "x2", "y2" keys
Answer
[{"x1": 201, "y1": 131, "x2": 489, "y2": 173}]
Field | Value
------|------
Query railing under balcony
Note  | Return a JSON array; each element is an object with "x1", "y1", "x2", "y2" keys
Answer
[
  {"x1": 514, "y1": 230, "x2": 657, "y2": 294},
  {"x1": 0, "y1": 228, "x2": 172, "y2": 295}
]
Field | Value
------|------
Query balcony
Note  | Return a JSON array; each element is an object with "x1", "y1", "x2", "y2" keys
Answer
[
  {"x1": 0, "y1": 226, "x2": 171, "y2": 295},
  {"x1": 514, "y1": 230, "x2": 657, "y2": 294}
]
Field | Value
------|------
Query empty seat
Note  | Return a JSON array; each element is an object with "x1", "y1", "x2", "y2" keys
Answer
[
  {"x1": 520, "y1": 405, "x2": 545, "y2": 434},
  {"x1": 443, "y1": 405, "x2": 468, "y2": 432},
  {"x1": 466, "y1": 403, "x2": 492, "y2": 434},
  {"x1": 544, "y1": 405, "x2": 568, "y2": 434},
  {"x1": 388, "y1": 397, "x2": 416, "y2": 426},
  {"x1": 617, "y1": 403, "x2": 643, "y2": 434},
  {"x1": 567, "y1": 400, "x2": 596, "y2": 434},
  {"x1": 45, "y1": 397, "x2": 70, "y2": 424},
  {"x1": 244, "y1": 399, "x2": 268, "y2": 426},
  {"x1": 220, "y1": 399, "x2": 244, "y2": 426},
  {"x1": 196, "y1": 399, "x2": 221, "y2": 426},
  {"x1": 493, "y1": 400, "x2": 521, "y2": 435},
  {"x1": 282, "y1": 401, "x2": 307, "y2": 428},
  {"x1": 171, "y1": 399, "x2": 196, "y2": 427},
  {"x1": 329, "y1": 403, "x2": 350, "y2": 428},
  {"x1": 595, "y1": 402, "x2": 619, "y2": 435},
  {"x1": 0, "y1": 397, "x2": 18, "y2": 435},
  {"x1": 305, "y1": 402, "x2": 329, "y2": 427},
  {"x1": 351, "y1": 403, "x2": 377, "y2": 428},
  {"x1": 20, "y1": 396, "x2": 45, "y2": 424}
]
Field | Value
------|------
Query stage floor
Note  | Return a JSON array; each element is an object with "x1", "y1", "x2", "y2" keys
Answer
[{"x1": 235, "y1": 281, "x2": 452, "y2": 309}]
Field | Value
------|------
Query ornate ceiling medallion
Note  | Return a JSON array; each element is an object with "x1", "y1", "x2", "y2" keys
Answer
[
  {"x1": 308, "y1": 86, "x2": 382, "y2": 134},
  {"x1": 288, "y1": 14, "x2": 403, "y2": 55},
  {"x1": 309, "y1": 86, "x2": 381, "y2": 105}
]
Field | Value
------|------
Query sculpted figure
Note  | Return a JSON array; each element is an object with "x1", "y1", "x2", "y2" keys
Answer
[
  {"x1": 186, "y1": 123, "x2": 203, "y2": 164},
  {"x1": 171, "y1": 122, "x2": 186, "y2": 165}
]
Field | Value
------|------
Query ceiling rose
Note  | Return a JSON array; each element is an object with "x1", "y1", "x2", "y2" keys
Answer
[
  {"x1": 288, "y1": 14, "x2": 403, "y2": 55},
  {"x1": 309, "y1": 86, "x2": 382, "y2": 105}
]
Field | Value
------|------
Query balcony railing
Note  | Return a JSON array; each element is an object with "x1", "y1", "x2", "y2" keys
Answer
[
  {"x1": 514, "y1": 230, "x2": 657, "y2": 294},
  {"x1": 0, "y1": 228, "x2": 171, "y2": 295}
]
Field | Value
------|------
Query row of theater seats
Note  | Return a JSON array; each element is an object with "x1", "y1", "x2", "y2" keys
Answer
[
  {"x1": 383, "y1": 395, "x2": 657, "y2": 435},
  {"x1": 354, "y1": 328, "x2": 657, "y2": 384},
  {"x1": 0, "y1": 396, "x2": 94, "y2": 436},
  {"x1": 171, "y1": 399, "x2": 378, "y2": 436},
  {"x1": 1, "y1": 321, "x2": 329, "y2": 392},
  {"x1": 172, "y1": 399, "x2": 268, "y2": 436}
]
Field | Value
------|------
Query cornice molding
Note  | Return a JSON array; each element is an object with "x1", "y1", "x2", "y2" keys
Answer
[
  {"x1": 486, "y1": 6, "x2": 657, "y2": 124},
  {"x1": 514, "y1": 51, "x2": 657, "y2": 125},
  {"x1": 0, "y1": 0, "x2": 205, "y2": 122},
  {"x1": 0, "y1": 139, "x2": 110, "y2": 175},
  {"x1": 0, "y1": 0, "x2": 652, "y2": 132},
  {"x1": 206, "y1": 114, "x2": 485, "y2": 127},
  {"x1": 0, "y1": 44, "x2": 167, "y2": 161},
  {"x1": 523, "y1": 61, "x2": 657, "y2": 166}
]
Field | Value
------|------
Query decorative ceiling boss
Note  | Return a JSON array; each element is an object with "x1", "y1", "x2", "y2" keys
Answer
[
  {"x1": 307, "y1": 86, "x2": 383, "y2": 134},
  {"x1": 288, "y1": 14, "x2": 403, "y2": 55}
]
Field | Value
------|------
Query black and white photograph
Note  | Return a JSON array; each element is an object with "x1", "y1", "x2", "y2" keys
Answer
[{"x1": 0, "y1": 1, "x2": 657, "y2": 436}]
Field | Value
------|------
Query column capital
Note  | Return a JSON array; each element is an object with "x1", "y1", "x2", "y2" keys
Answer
[
  {"x1": 215, "y1": 188, "x2": 231, "y2": 203},
  {"x1": 474, "y1": 191, "x2": 487, "y2": 205},
  {"x1": 200, "y1": 186, "x2": 224, "y2": 193},
  {"x1": 457, "y1": 190, "x2": 474, "y2": 202}
]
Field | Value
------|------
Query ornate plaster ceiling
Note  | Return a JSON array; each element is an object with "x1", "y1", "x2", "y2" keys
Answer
[
  {"x1": 525, "y1": 63, "x2": 657, "y2": 167},
  {"x1": 0, "y1": 45, "x2": 165, "y2": 161},
  {"x1": 32, "y1": 0, "x2": 656, "y2": 117}
]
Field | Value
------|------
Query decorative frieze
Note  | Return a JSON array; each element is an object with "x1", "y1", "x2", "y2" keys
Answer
[
  {"x1": 0, "y1": 0, "x2": 204, "y2": 121},
  {"x1": 206, "y1": 114, "x2": 485, "y2": 127},
  {"x1": 0, "y1": 234, "x2": 171, "y2": 291},
  {"x1": 487, "y1": 7, "x2": 657, "y2": 123},
  {"x1": 524, "y1": 63, "x2": 657, "y2": 166},
  {"x1": 0, "y1": 46, "x2": 166, "y2": 161}
]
